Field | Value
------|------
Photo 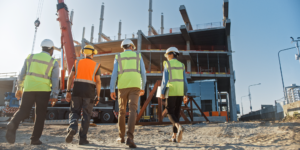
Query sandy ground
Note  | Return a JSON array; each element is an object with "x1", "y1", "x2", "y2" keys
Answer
[{"x1": 0, "y1": 121, "x2": 300, "y2": 150}]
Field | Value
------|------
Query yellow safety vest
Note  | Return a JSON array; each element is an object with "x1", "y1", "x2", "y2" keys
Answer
[
  {"x1": 23, "y1": 52, "x2": 56, "y2": 92},
  {"x1": 116, "y1": 51, "x2": 141, "y2": 89},
  {"x1": 165, "y1": 59, "x2": 185, "y2": 96}
]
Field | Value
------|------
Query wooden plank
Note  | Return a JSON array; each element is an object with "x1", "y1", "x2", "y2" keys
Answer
[
  {"x1": 136, "y1": 80, "x2": 161, "y2": 123},
  {"x1": 191, "y1": 98, "x2": 209, "y2": 122},
  {"x1": 180, "y1": 110, "x2": 191, "y2": 123},
  {"x1": 158, "y1": 98, "x2": 162, "y2": 123}
]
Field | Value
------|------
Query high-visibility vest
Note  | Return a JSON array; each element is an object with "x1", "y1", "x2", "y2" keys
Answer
[
  {"x1": 164, "y1": 59, "x2": 185, "y2": 96},
  {"x1": 74, "y1": 58, "x2": 100, "y2": 85},
  {"x1": 23, "y1": 52, "x2": 56, "y2": 92},
  {"x1": 116, "y1": 51, "x2": 141, "y2": 89}
]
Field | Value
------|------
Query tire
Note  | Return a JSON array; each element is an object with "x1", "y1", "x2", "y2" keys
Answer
[
  {"x1": 46, "y1": 110, "x2": 58, "y2": 120},
  {"x1": 64, "y1": 111, "x2": 70, "y2": 119},
  {"x1": 100, "y1": 110, "x2": 114, "y2": 123}
]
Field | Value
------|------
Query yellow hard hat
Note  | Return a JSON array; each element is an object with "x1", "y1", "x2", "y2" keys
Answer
[{"x1": 81, "y1": 45, "x2": 98, "y2": 55}]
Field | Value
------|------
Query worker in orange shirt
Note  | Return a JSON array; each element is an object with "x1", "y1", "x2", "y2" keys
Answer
[{"x1": 65, "y1": 45, "x2": 101, "y2": 145}]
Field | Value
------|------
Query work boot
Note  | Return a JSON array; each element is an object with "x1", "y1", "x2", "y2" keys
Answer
[
  {"x1": 65, "y1": 129, "x2": 76, "y2": 143},
  {"x1": 79, "y1": 139, "x2": 90, "y2": 145},
  {"x1": 6, "y1": 122, "x2": 17, "y2": 144},
  {"x1": 30, "y1": 140, "x2": 42, "y2": 145},
  {"x1": 116, "y1": 137, "x2": 125, "y2": 143},
  {"x1": 126, "y1": 138, "x2": 137, "y2": 148}
]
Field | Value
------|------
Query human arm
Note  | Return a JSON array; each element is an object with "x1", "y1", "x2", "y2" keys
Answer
[
  {"x1": 50, "y1": 61, "x2": 60, "y2": 107},
  {"x1": 160, "y1": 63, "x2": 169, "y2": 99},
  {"x1": 183, "y1": 70, "x2": 189, "y2": 103},
  {"x1": 95, "y1": 75, "x2": 101, "y2": 106},
  {"x1": 66, "y1": 68, "x2": 75, "y2": 103},
  {"x1": 110, "y1": 58, "x2": 118, "y2": 100},
  {"x1": 15, "y1": 59, "x2": 27, "y2": 100},
  {"x1": 139, "y1": 57, "x2": 147, "y2": 96}
]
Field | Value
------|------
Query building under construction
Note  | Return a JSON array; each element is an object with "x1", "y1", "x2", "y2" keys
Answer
[{"x1": 0, "y1": 0, "x2": 237, "y2": 121}]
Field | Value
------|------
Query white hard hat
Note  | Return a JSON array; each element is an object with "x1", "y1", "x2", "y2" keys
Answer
[
  {"x1": 121, "y1": 39, "x2": 136, "y2": 50},
  {"x1": 41, "y1": 39, "x2": 54, "y2": 49},
  {"x1": 165, "y1": 47, "x2": 179, "y2": 57}
]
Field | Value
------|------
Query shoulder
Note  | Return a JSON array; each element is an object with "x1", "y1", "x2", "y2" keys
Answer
[{"x1": 163, "y1": 61, "x2": 169, "y2": 68}]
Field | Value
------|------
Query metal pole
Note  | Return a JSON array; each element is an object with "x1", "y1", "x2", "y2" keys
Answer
[
  {"x1": 90, "y1": 25, "x2": 94, "y2": 43},
  {"x1": 248, "y1": 83, "x2": 261, "y2": 112},
  {"x1": 161, "y1": 13, "x2": 164, "y2": 34},
  {"x1": 98, "y1": 3, "x2": 105, "y2": 42},
  {"x1": 148, "y1": 0, "x2": 152, "y2": 36},
  {"x1": 241, "y1": 95, "x2": 248, "y2": 115},
  {"x1": 118, "y1": 20, "x2": 122, "y2": 40},
  {"x1": 278, "y1": 47, "x2": 295, "y2": 103}
]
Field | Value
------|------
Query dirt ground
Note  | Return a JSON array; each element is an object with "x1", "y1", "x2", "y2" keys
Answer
[{"x1": 0, "y1": 120, "x2": 300, "y2": 150}]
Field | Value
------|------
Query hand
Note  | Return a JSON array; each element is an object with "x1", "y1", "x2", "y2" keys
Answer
[
  {"x1": 50, "y1": 98, "x2": 58, "y2": 107},
  {"x1": 184, "y1": 95, "x2": 188, "y2": 104},
  {"x1": 161, "y1": 94, "x2": 165, "y2": 99},
  {"x1": 139, "y1": 90, "x2": 145, "y2": 96},
  {"x1": 15, "y1": 90, "x2": 23, "y2": 100},
  {"x1": 66, "y1": 92, "x2": 72, "y2": 102},
  {"x1": 110, "y1": 92, "x2": 116, "y2": 100},
  {"x1": 95, "y1": 96, "x2": 100, "y2": 106}
]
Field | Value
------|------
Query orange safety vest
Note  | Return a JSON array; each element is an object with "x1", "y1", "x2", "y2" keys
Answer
[{"x1": 74, "y1": 59, "x2": 100, "y2": 85}]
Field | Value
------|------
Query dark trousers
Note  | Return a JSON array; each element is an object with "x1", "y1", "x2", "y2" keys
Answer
[
  {"x1": 166, "y1": 96, "x2": 183, "y2": 133},
  {"x1": 68, "y1": 97, "x2": 93, "y2": 141},
  {"x1": 10, "y1": 92, "x2": 50, "y2": 141}
]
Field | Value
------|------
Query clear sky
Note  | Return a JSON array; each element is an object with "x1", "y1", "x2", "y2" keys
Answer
[{"x1": 0, "y1": 0, "x2": 299, "y2": 114}]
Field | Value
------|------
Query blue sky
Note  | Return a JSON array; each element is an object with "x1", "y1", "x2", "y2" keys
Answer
[{"x1": 0, "y1": 0, "x2": 299, "y2": 114}]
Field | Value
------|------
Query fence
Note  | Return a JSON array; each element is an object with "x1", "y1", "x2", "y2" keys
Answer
[
  {"x1": 0, "y1": 72, "x2": 17, "y2": 78},
  {"x1": 240, "y1": 105, "x2": 277, "y2": 121}
]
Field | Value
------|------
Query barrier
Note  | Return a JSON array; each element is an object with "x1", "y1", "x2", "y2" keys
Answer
[{"x1": 220, "y1": 111, "x2": 228, "y2": 121}]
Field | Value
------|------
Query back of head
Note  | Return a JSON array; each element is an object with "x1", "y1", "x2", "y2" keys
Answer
[
  {"x1": 81, "y1": 45, "x2": 97, "y2": 57},
  {"x1": 41, "y1": 39, "x2": 54, "y2": 52},
  {"x1": 121, "y1": 39, "x2": 136, "y2": 50}
]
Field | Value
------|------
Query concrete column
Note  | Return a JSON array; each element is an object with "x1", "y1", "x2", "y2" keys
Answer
[
  {"x1": 148, "y1": 0, "x2": 153, "y2": 36},
  {"x1": 161, "y1": 13, "x2": 164, "y2": 34},
  {"x1": 118, "y1": 20, "x2": 122, "y2": 40},
  {"x1": 90, "y1": 25, "x2": 94, "y2": 43},
  {"x1": 187, "y1": 60, "x2": 191, "y2": 72},
  {"x1": 227, "y1": 35, "x2": 237, "y2": 121},
  {"x1": 12, "y1": 79, "x2": 16, "y2": 92},
  {"x1": 137, "y1": 30, "x2": 142, "y2": 53},
  {"x1": 186, "y1": 41, "x2": 190, "y2": 50},
  {"x1": 81, "y1": 27, "x2": 86, "y2": 58},
  {"x1": 98, "y1": 3, "x2": 105, "y2": 42}
]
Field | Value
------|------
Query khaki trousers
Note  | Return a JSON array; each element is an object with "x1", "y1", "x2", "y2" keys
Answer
[{"x1": 118, "y1": 88, "x2": 140, "y2": 139}]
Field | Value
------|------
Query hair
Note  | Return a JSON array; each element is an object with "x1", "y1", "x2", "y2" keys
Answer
[
  {"x1": 42, "y1": 47, "x2": 53, "y2": 52},
  {"x1": 122, "y1": 45, "x2": 131, "y2": 49}
]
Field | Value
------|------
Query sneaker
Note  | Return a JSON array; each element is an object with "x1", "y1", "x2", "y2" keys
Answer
[
  {"x1": 79, "y1": 139, "x2": 90, "y2": 145},
  {"x1": 126, "y1": 138, "x2": 137, "y2": 148},
  {"x1": 177, "y1": 125, "x2": 184, "y2": 143}
]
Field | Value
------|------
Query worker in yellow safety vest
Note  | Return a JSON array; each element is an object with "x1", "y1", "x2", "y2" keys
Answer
[
  {"x1": 65, "y1": 45, "x2": 101, "y2": 145},
  {"x1": 110, "y1": 39, "x2": 147, "y2": 148},
  {"x1": 6, "y1": 39, "x2": 59, "y2": 145},
  {"x1": 160, "y1": 47, "x2": 188, "y2": 143}
]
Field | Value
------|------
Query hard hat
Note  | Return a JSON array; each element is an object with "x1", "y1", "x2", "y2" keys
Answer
[
  {"x1": 81, "y1": 45, "x2": 98, "y2": 55},
  {"x1": 41, "y1": 39, "x2": 54, "y2": 49},
  {"x1": 164, "y1": 47, "x2": 179, "y2": 57},
  {"x1": 121, "y1": 39, "x2": 136, "y2": 50}
]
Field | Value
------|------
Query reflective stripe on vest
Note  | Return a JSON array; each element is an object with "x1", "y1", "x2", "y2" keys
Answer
[
  {"x1": 117, "y1": 53, "x2": 140, "y2": 74},
  {"x1": 74, "y1": 59, "x2": 100, "y2": 85},
  {"x1": 26, "y1": 54, "x2": 55, "y2": 79},
  {"x1": 166, "y1": 61, "x2": 184, "y2": 82}
]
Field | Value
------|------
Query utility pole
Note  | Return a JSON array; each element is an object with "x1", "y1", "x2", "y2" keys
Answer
[
  {"x1": 291, "y1": 37, "x2": 300, "y2": 62},
  {"x1": 248, "y1": 83, "x2": 261, "y2": 112},
  {"x1": 241, "y1": 95, "x2": 248, "y2": 115}
]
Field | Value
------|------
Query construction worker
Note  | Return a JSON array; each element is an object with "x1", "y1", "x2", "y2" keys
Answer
[
  {"x1": 110, "y1": 39, "x2": 146, "y2": 148},
  {"x1": 6, "y1": 39, "x2": 59, "y2": 145},
  {"x1": 65, "y1": 45, "x2": 101, "y2": 145},
  {"x1": 160, "y1": 47, "x2": 188, "y2": 143}
]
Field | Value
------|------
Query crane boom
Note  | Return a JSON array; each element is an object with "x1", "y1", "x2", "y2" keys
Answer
[{"x1": 57, "y1": 0, "x2": 76, "y2": 74}]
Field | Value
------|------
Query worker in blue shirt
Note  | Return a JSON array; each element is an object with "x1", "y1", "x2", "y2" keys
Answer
[{"x1": 160, "y1": 47, "x2": 188, "y2": 143}]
